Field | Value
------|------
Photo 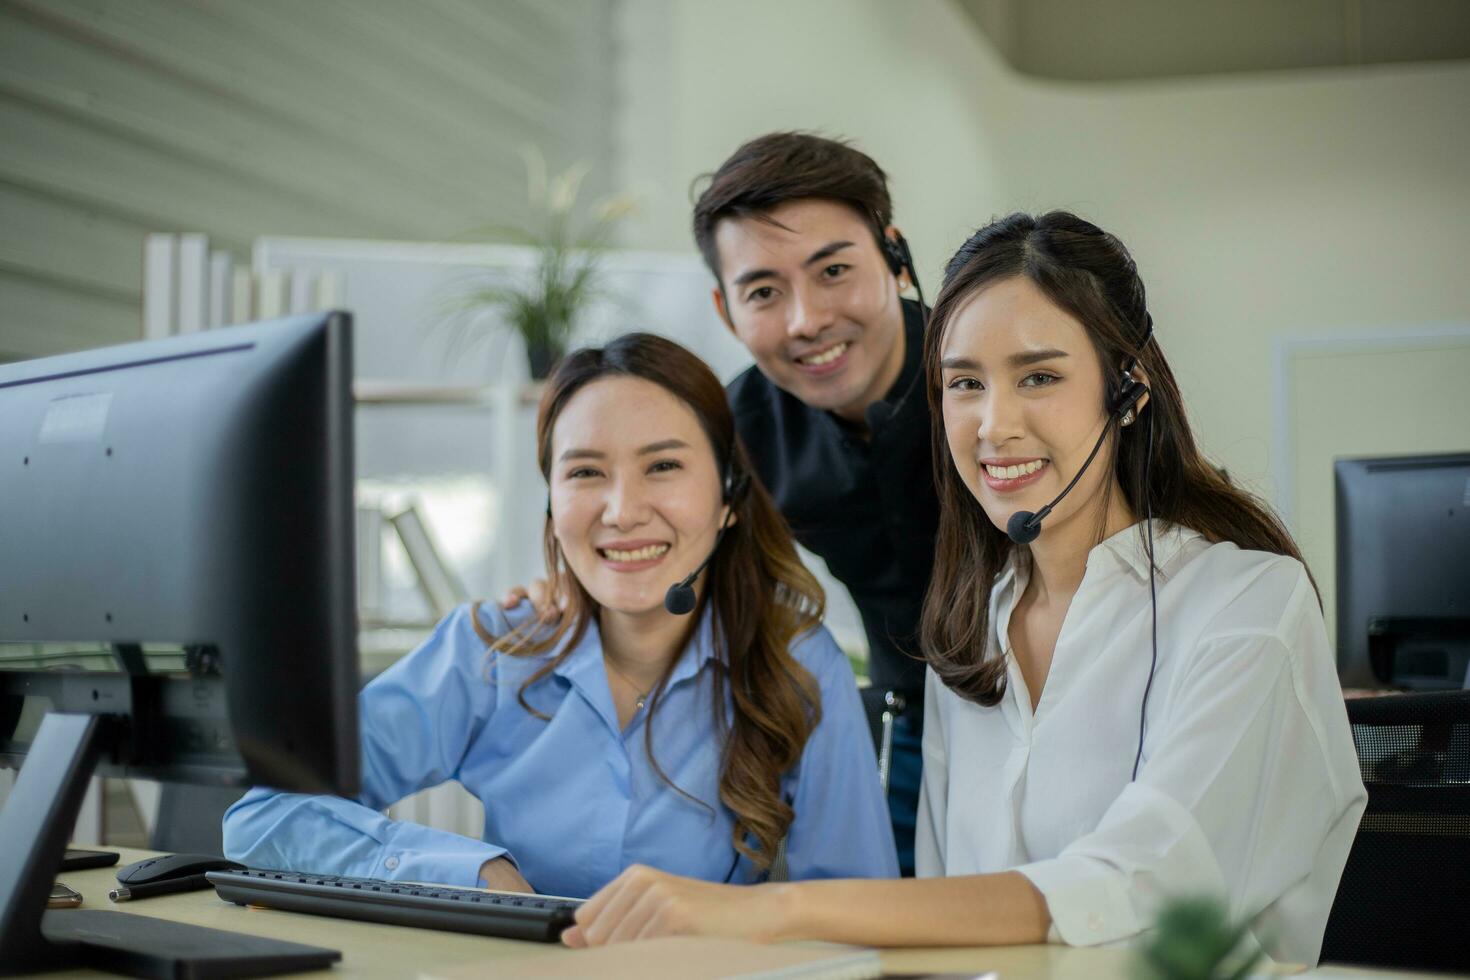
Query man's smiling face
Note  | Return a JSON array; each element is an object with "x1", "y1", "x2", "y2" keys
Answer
[{"x1": 712, "y1": 199, "x2": 907, "y2": 423}]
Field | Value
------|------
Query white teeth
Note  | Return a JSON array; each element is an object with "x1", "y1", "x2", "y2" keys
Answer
[
  {"x1": 601, "y1": 544, "x2": 670, "y2": 562},
  {"x1": 985, "y1": 460, "x2": 1046, "y2": 480},
  {"x1": 799, "y1": 342, "x2": 849, "y2": 366}
]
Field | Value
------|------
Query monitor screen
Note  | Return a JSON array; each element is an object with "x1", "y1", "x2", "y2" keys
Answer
[
  {"x1": 1335, "y1": 453, "x2": 1470, "y2": 690},
  {"x1": 0, "y1": 312, "x2": 360, "y2": 795},
  {"x1": 0, "y1": 310, "x2": 361, "y2": 976}
]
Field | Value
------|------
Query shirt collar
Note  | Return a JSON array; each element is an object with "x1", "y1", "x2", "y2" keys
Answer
[
  {"x1": 1089, "y1": 518, "x2": 1199, "y2": 583},
  {"x1": 550, "y1": 603, "x2": 722, "y2": 692},
  {"x1": 991, "y1": 518, "x2": 1197, "y2": 618}
]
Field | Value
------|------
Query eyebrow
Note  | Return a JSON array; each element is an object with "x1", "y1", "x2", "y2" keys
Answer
[
  {"x1": 939, "y1": 349, "x2": 1071, "y2": 371},
  {"x1": 729, "y1": 240, "x2": 856, "y2": 289},
  {"x1": 557, "y1": 438, "x2": 691, "y2": 462},
  {"x1": 803, "y1": 240, "x2": 855, "y2": 267}
]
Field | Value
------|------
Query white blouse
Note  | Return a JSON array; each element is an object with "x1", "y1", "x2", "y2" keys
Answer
[{"x1": 915, "y1": 520, "x2": 1366, "y2": 965}]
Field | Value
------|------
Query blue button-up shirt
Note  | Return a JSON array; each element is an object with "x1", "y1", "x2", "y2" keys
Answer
[{"x1": 223, "y1": 601, "x2": 898, "y2": 898}]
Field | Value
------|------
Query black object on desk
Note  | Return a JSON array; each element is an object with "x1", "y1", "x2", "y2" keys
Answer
[
  {"x1": 42, "y1": 911, "x2": 340, "y2": 978},
  {"x1": 110, "y1": 853, "x2": 244, "y2": 902},
  {"x1": 110, "y1": 875, "x2": 214, "y2": 903},
  {"x1": 209, "y1": 868, "x2": 583, "y2": 944},
  {"x1": 61, "y1": 849, "x2": 120, "y2": 872},
  {"x1": 115, "y1": 853, "x2": 243, "y2": 890}
]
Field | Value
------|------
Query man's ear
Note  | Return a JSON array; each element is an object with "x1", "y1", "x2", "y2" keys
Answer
[
  {"x1": 711, "y1": 286, "x2": 737, "y2": 336},
  {"x1": 882, "y1": 224, "x2": 910, "y2": 286}
]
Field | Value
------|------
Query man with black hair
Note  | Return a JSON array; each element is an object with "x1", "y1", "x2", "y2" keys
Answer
[{"x1": 694, "y1": 132, "x2": 938, "y2": 875}]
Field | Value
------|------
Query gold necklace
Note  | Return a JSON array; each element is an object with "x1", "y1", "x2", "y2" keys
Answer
[{"x1": 603, "y1": 656, "x2": 651, "y2": 710}]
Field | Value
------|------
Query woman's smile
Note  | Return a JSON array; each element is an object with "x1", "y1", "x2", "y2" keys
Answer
[
  {"x1": 596, "y1": 539, "x2": 673, "y2": 571},
  {"x1": 979, "y1": 457, "x2": 1050, "y2": 493}
]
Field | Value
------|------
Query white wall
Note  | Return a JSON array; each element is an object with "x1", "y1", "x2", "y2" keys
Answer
[
  {"x1": 616, "y1": 0, "x2": 1470, "y2": 602},
  {"x1": 0, "y1": 0, "x2": 616, "y2": 361}
]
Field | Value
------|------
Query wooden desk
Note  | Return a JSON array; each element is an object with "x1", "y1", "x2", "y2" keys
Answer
[{"x1": 39, "y1": 848, "x2": 1408, "y2": 979}]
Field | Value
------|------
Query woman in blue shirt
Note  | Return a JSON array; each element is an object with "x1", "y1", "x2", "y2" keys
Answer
[{"x1": 222, "y1": 332, "x2": 898, "y2": 897}]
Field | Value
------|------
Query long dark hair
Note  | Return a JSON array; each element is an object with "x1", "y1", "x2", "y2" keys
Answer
[
  {"x1": 919, "y1": 211, "x2": 1313, "y2": 706},
  {"x1": 484, "y1": 332, "x2": 824, "y2": 870}
]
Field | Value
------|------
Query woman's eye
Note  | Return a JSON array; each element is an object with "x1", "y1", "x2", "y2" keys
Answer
[
  {"x1": 648, "y1": 459, "x2": 682, "y2": 474},
  {"x1": 821, "y1": 263, "x2": 850, "y2": 279},
  {"x1": 1021, "y1": 373, "x2": 1059, "y2": 388},
  {"x1": 946, "y1": 377, "x2": 983, "y2": 392},
  {"x1": 566, "y1": 466, "x2": 601, "y2": 480}
]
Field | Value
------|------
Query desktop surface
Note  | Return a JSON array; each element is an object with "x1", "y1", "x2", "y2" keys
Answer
[{"x1": 42, "y1": 847, "x2": 1434, "y2": 980}]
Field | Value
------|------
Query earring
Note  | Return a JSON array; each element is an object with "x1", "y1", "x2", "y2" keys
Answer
[{"x1": 1121, "y1": 410, "x2": 1136, "y2": 426}]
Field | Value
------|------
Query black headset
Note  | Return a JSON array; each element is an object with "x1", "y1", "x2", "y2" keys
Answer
[
  {"x1": 720, "y1": 456, "x2": 750, "y2": 508},
  {"x1": 663, "y1": 451, "x2": 748, "y2": 615},
  {"x1": 1005, "y1": 318, "x2": 1153, "y2": 545},
  {"x1": 1005, "y1": 315, "x2": 1159, "y2": 781},
  {"x1": 880, "y1": 231, "x2": 927, "y2": 318}
]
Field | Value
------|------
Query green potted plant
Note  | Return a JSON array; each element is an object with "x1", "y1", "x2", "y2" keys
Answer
[
  {"x1": 1132, "y1": 896, "x2": 1265, "y2": 980},
  {"x1": 454, "y1": 149, "x2": 635, "y2": 381}
]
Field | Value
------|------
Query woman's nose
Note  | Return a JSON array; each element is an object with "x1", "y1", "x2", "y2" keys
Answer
[
  {"x1": 976, "y1": 391, "x2": 1025, "y2": 446},
  {"x1": 601, "y1": 477, "x2": 650, "y2": 529}
]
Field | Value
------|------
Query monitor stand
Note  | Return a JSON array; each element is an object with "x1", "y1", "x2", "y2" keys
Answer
[{"x1": 0, "y1": 712, "x2": 340, "y2": 978}]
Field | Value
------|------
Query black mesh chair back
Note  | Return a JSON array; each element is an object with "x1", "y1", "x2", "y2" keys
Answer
[
  {"x1": 149, "y1": 783, "x2": 247, "y2": 856},
  {"x1": 1320, "y1": 691, "x2": 1470, "y2": 973}
]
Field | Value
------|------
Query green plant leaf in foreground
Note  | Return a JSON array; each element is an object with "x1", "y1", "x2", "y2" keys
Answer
[{"x1": 1131, "y1": 896, "x2": 1265, "y2": 980}]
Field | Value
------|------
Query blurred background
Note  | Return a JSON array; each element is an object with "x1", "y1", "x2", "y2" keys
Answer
[{"x1": 2, "y1": 0, "x2": 1468, "y2": 841}]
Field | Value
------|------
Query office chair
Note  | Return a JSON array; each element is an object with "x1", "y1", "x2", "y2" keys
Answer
[
  {"x1": 1319, "y1": 691, "x2": 1470, "y2": 973},
  {"x1": 859, "y1": 687, "x2": 908, "y2": 794},
  {"x1": 761, "y1": 686, "x2": 907, "y2": 885},
  {"x1": 149, "y1": 783, "x2": 247, "y2": 856}
]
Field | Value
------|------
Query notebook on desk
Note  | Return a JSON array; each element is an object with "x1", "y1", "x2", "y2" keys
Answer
[{"x1": 420, "y1": 935, "x2": 883, "y2": 980}]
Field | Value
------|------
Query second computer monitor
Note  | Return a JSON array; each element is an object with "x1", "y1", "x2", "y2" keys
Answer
[{"x1": 1335, "y1": 453, "x2": 1470, "y2": 690}]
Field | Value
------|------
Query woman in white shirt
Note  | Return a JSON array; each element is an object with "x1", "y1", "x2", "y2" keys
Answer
[{"x1": 564, "y1": 212, "x2": 1366, "y2": 965}]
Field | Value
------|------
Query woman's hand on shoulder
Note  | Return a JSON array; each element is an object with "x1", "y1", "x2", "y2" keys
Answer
[
  {"x1": 499, "y1": 578, "x2": 564, "y2": 622},
  {"x1": 561, "y1": 865, "x2": 797, "y2": 947}
]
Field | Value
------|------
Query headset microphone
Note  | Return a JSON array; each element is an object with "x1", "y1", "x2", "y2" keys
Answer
[
  {"x1": 1005, "y1": 326, "x2": 1153, "y2": 546},
  {"x1": 997, "y1": 314, "x2": 1160, "y2": 783},
  {"x1": 663, "y1": 523, "x2": 728, "y2": 615},
  {"x1": 664, "y1": 465, "x2": 748, "y2": 616},
  {"x1": 1006, "y1": 508, "x2": 1044, "y2": 546},
  {"x1": 1004, "y1": 382, "x2": 1146, "y2": 545},
  {"x1": 1005, "y1": 419, "x2": 1114, "y2": 545}
]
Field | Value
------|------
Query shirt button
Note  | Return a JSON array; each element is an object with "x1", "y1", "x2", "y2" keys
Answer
[
  {"x1": 384, "y1": 856, "x2": 399, "y2": 871},
  {"x1": 1088, "y1": 911, "x2": 1104, "y2": 933}
]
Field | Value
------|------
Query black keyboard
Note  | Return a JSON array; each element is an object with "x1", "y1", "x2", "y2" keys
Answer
[{"x1": 207, "y1": 868, "x2": 582, "y2": 943}]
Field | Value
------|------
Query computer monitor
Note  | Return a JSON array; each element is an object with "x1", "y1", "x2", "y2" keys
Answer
[
  {"x1": 1335, "y1": 453, "x2": 1470, "y2": 690},
  {"x1": 0, "y1": 313, "x2": 360, "y2": 974}
]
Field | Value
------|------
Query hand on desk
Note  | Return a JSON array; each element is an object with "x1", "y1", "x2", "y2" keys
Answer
[
  {"x1": 478, "y1": 857, "x2": 534, "y2": 894},
  {"x1": 562, "y1": 864, "x2": 790, "y2": 947}
]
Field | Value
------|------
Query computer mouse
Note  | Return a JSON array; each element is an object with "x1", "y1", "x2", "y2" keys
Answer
[{"x1": 116, "y1": 853, "x2": 244, "y2": 885}]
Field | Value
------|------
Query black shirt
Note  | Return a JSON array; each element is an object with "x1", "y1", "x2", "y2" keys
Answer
[{"x1": 728, "y1": 300, "x2": 938, "y2": 699}]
